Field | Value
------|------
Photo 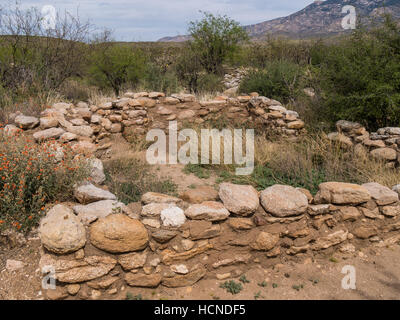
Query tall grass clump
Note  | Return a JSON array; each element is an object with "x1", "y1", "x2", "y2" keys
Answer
[{"x1": 0, "y1": 130, "x2": 89, "y2": 232}]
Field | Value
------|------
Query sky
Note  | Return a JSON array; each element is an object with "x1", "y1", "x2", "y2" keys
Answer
[{"x1": 6, "y1": 0, "x2": 314, "y2": 41}]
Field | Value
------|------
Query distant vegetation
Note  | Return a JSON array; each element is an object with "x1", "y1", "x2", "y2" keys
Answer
[{"x1": 0, "y1": 3, "x2": 399, "y2": 131}]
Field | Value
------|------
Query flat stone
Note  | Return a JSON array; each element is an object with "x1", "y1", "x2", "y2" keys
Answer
[
  {"x1": 162, "y1": 266, "x2": 206, "y2": 288},
  {"x1": 141, "y1": 203, "x2": 174, "y2": 217},
  {"x1": 161, "y1": 243, "x2": 213, "y2": 265},
  {"x1": 151, "y1": 230, "x2": 178, "y2": 243},
  {"x1": 118, "y1": 251, "x2": 148, "y2": 271},
  {"x1": 312, "y1": 230, "x2": 348, "y2": 250},
  {"x1": 33, "y1": 128, "x2": 65, "y2": 141},
  {"x1": 315, "y1": 182, "x2": 371, "y2": 205},
  {"x1": 141, "y1": 192, "x2": 181, "y2": 205},
  {"x1": 361, "y1": 182, "x2": 399, "y2": 206},
  {"x1": 73, "y1": 200, "x2": 128, "y2": 225},
  {"x1": 14, "y1": 115, "x2": 39, "y2": 129},
  {"x1": 74, "y1": 183, "x2": 116, "y2": 204},
  {"x1": 125, "y1": 273, "x2": 161, "y2": 288},
  {"x1": 39, "y1": 254, "x2": 117, "y2": 283},
  {"x1": 185, "y1": 201, "x2": 230, "y2": 221},
  {"x1": 228, "y1": 218, "x2": 255, "y2": 230}
]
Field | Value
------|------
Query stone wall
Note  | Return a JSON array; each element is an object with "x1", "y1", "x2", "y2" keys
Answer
[
  {"x1": 37, "y1": 176, "x2": 400, "y2": 299},
  {"x1": 328, "y1": 120, "x2": 400, "y2": 168},
  {"x1": 3, "y1": 91, "x2": 306, "y2": 159}
]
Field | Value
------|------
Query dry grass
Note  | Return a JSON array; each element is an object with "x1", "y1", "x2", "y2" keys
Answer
[{"x1": 253, "y1": 132, "x2": 400, "y2": 191}]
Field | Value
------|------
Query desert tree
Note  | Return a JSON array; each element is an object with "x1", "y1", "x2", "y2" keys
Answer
[
  {"x1": 0, "y1": 3, "x2": 92, "y2": 95},
  {"x1": 188, "y1": 12, "x2": 249, "y2": 74}
]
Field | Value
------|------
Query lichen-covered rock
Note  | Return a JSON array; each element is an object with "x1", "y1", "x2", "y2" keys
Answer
[
  {"x1": 260, "y1": 185, "x2": 308, "y2": 217},
  {"x1": 90, "y1": 214, "x2": 149, "y2": 253},
  {"x1": 160, "y1": 207, "x2": 186, "y2": 227},
  {"x1": 39, "y1": 204, "x2": 86, "y2": 254},
  {"x1": 218, "y1": 183, "x2": 259, "y2": 216}
]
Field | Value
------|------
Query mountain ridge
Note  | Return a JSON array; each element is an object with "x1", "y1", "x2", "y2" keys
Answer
[{"x1": 158, "y1": 0, "x2": 400, "y2": 42}]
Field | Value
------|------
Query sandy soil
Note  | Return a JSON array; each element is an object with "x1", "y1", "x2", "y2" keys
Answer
[{"x1": 1, "y1": 239, "x2": 400, "y2": 300}]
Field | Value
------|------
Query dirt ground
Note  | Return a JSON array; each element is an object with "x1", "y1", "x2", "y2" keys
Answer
[{"x1": 1, "y1": 236, "x2": 400, "y2": 300}]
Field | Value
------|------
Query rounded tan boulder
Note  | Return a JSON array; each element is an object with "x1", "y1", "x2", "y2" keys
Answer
[
  {"x1": 90, "y1": 214, "x2": 149, "y2": 253},
  {"x1": 260, "y1": 185, "x2": 308, "y2": 217},
  {"x1": 39, "y1": 204, "x2": 86, "y2": 254},
  {"x1": 218, "y1": 183, "x2": 259, "y2": 216}
]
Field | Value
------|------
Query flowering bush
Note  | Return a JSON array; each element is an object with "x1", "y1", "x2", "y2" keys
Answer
[{"x1": 0, "y1": 128, "x2": 89, "y2": 232}]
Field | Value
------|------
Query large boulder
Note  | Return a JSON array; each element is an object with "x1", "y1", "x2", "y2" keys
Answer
[
  {"x1": 218, "y1": 183, "x2": 259, "y2": 216},
  {"x1": 73, "y1": 183, "x2": 116, "y2": 204},
  {"x1": 315, "y1": 182, "x2": 371, "y2": 205},
  {"x1": 260, "y1": 185, "x2": 308, "y2": 217},
  {"x1": 361, "y1": 182, "x2": 399, "y2": 206},
  {"x1": 185, "y1": 201, "x2": 230, "y2": 221},
  {"x1": 39, "y1": 205, "x2": 86, "y2": 254},
  {"x1": 90, "y1": 214, "x2": 149, "y2": 253}
]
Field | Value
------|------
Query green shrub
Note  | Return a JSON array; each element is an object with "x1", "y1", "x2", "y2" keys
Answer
[
  {"x1": 188, "y1": 12, "x2": 249, "y2": 74},
  {"x1": 239, "y1": 60, "x2": 304, "y2": 103},
  {"x1": 310, "y1": 16, "x2": 400, "y2": 131},
  {"x1": 89, "y1": 45, "x2": 147, "y2": 95},
  {"x1": 0, "y1": 131, "x2": 89, "y2": 232}
]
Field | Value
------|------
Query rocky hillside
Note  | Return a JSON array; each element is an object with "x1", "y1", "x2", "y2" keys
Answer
[{"x1": 158, "y1": 0, "x2": 400, "y2": 41}]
